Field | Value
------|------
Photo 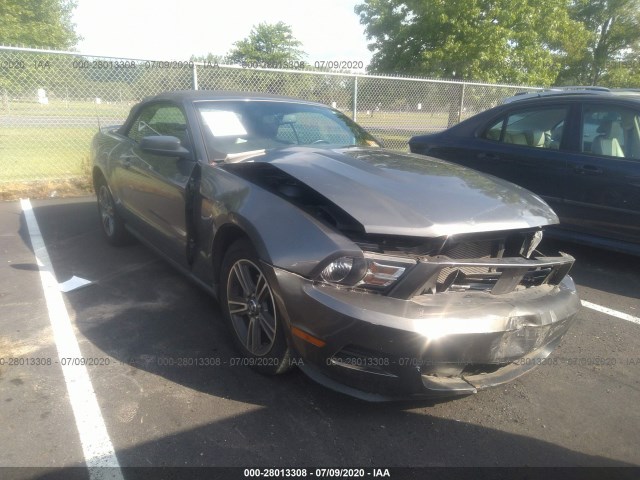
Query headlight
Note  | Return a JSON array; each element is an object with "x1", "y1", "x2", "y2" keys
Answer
[
  {"x1": 318, "y1": 253, "x2": 415, "y2": 290},
  {"x1": 321, "y1": 257, "x2": 355, "y2": 283}
]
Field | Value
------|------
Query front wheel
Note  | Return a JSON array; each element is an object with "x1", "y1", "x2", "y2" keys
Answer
[{"x1": 220, "y1": 239, "x2": 293, "y2": 375}]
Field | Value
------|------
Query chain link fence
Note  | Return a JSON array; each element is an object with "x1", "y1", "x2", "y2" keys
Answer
[{"x1": 0, "y1": 46, "x2": 540, "y2": 185}]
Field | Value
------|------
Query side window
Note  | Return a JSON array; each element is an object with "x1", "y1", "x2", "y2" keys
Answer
[
  {"x1": 128, "y1": 104, "x2": 190, "y2": 148},
  {"x1": 483, "y1": 118, "x2": 503, "y2": 141},
  {"x1": 582, "y1": 105, "x2": 640, "y2": 160},
  {"x1": 483, "y1": 107, "x2": 567, "y2": 149}
]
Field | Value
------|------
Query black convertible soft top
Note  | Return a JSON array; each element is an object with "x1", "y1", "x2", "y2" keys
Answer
[{"x1": 141, "y1": 90, "x2": 326, "y2": 106}]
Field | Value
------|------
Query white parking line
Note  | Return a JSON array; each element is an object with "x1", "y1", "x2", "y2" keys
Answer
[
  {"x1": 20, "y1": 199, "x2": 123, "y2": 480},
  {"x1": 582, "y1": 300, "x2": 640, "y2": 325}
]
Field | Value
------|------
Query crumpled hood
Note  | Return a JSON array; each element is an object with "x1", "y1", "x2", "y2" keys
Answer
[{"x1": 252, "y1": 147, "x2": 558, "y2": 237}]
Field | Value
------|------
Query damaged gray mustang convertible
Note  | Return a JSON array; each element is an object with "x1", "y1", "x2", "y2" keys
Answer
[{"x1": 91, "y1": 91, "x2": 580, "y2": 400}]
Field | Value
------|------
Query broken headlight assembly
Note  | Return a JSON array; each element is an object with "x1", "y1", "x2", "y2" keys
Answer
[{"x1": 318, "y1": 253, "x2": 416, "y2": 291}]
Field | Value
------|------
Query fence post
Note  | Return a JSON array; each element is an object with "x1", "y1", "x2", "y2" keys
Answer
[
  {"x1": 447, "y1": 83, "x2": 463, "y2": 127},
  {"x1": 352, "y1": 76, "x2": 358, "y2": 121},
  {"x1": 458, "y1": 82, "x2": 466, "y2": 123},
  {"x1": 2, "y1": 88, "x2": 8, "y2": 113},
  {"x1": 192, "y1": 64, "x2": 199, "y2": 90}
]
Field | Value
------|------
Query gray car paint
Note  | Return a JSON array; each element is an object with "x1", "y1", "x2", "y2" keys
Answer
[
  {"x1": 193, "y1": 145, "x2": 560, "y2": 278},
  {"x1": 91, "y1": 91, "x2": 579, "y2": 399},
  {"x1": 250, "y1": 146, "x2": 559, "y2": 237},
  {"x1": 195, "y1": 166, "x2": 364, "y2": 279}
]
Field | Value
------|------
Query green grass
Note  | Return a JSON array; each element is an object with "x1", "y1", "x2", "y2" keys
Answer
[
  {"x1": 0, "y1": 127, "x2": 95, "y2": 182},
  {"x1": 356, "y1": 111, "x2": 451, "y2": 128},
  {"x1": 0, "y1": 104, "x2": 444, "y2": 183},
  {"x1": 1, "y1": 99, "x2": 130, "y2": 119},
  {"x1": 376, "y1": 135, "x2": 413, "y2": 150},
  {"x1": 348, "y1": 111, "x2": 449, "y2": 150},
  {"x1": 0, "y1": 125, "x2": 416, "y2": 184}
]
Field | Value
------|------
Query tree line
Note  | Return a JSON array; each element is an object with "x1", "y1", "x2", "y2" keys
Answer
[
  {"x1": 1, "y1": 0, "x2": 639, "y2": 89},
  {"x1": 355, "y1": 0, "x2": 640, "y2": 87}
]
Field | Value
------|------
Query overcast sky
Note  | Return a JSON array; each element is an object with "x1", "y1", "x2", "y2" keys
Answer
[{"x1": 72, "y1": 0, "x2": 373, "y2": 66}]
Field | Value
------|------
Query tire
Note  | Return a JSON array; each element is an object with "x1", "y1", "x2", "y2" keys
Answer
[
  {"x1": 95, "y1": 177, "x2": 130, "y2": 246},
  {"x1": 220, "y1": 239, "x2": 293, "y2": 375}
]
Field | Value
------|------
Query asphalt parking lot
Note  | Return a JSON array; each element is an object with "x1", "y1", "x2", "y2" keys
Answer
[{"x1": 1, "y1": 196, "x2": 639, "y2": 477}]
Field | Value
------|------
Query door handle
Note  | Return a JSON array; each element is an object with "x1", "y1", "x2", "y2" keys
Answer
[
  {"x1": 574, "y1": 164, "x2": 603, "y2": 175},
  {"x1": 478, "y1": 152, "x2": 500, "y2": 160}
]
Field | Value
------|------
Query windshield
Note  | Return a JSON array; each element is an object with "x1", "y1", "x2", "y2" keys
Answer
[{"x1": 195, "y1": 100, "x2": 380, "y2": 161}]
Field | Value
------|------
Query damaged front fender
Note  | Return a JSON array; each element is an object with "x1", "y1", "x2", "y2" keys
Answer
[{"x1": 197, "y1": 165, "x2": 363, "y2": 279}]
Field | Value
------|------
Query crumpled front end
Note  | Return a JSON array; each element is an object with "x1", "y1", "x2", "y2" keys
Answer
[{"x1": 265, "y1": 230, "x2": 580, "y2": 400}]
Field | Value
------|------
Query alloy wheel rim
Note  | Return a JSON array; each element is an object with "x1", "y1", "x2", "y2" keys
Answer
[
  {"x1": 98, "y1": 185, "x2": 115, "y2": 236},
  {"x1": 226, "y1": 259, "x2": 277, "y2": 356}
]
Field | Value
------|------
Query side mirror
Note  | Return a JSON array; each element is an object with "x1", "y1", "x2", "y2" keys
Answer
[{"x1": 140, "y1": 135, "x2": 190, "y2": 158}]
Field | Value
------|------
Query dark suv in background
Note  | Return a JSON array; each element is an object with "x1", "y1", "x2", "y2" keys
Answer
[{"x1": 409, "y1": 88, "x2": 640, "y2": 255}]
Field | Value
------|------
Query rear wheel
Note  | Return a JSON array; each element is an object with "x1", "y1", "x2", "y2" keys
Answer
[
  {"x1": 220, "y1": 239, "x2": 293, "y2": 375},
  {"x1": 96, "y1": 178, "x2": 129, "y2": 246}
]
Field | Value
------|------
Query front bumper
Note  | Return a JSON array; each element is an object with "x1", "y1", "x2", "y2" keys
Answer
[{"x1": 267, "y1": 265, "x2": 580, "y2": 400}]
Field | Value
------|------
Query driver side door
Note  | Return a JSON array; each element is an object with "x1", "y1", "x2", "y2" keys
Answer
[{"x1": 117, "y1": 102, "x2": 198, "y2": 266}]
